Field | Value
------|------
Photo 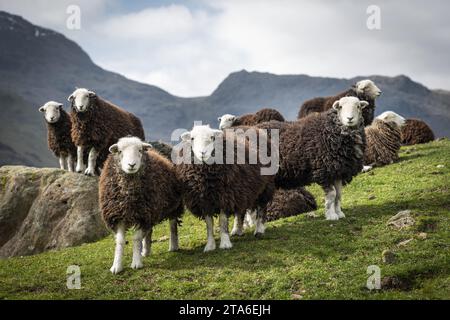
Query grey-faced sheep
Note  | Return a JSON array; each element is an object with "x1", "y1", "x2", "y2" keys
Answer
[
  {"x1": 362, "y1": 111, "x2": 406, "y2": 172},
  {"x1": 258, "y1": 96, "x2": 367, "y2": 220},
  {"x1": 68, "y1": 88, "x2": 145, "y2": 176},
  {"x1": 298, "y1": 79, "x2": 381, "y2": 126},
  {"x1": 218, "y1": 108, "x2": 285, "y2": 130},
  {"x1": 39, "y1": 101, "x2": 76, "y2": 171},
  {"x1": 175, "y1": 125, "x2": 275, "y2": 251},
  {"x1": 99, "y1": 137, "x2": 183, "y2": 274},
  {"x1": 401, "y1": 118, "x2": 435, "y2": 145}
]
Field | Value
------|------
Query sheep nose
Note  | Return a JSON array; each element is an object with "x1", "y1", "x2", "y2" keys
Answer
[
  {"x1": 128, "y1": 163, "x2": 136, "y2": 169},
  {"x1": 347, "y1": 117, "x2": 354, "y2": 121},
  {"x1": 50, "y1": 116, "x2": 55, "y2": 120}
]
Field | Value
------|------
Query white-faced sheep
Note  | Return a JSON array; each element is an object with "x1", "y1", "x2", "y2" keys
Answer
[
  {"x1": 258, "y1": 96, "x2": 367, "y2": 220},
  {"x1": 68, "y1": 88, "x2": 145, "y2": 176},
  {"x1": 175, "y1": 125, "x2": 275, "y2": 251},
  {"x1": 218, "y1": 108, "x2": 285, "y2": 130},
  {"x1": 362, "y1": 111, "x2": 406, "y2": 172},
  {"x1": 39, "y1": 101, "x2": 76, "y2": 171},
  {"x1": 99, "y1": 137, "x2": 183, "y2": 274},
  {"x1": 401, "y1": 118, "x2": 435, "y2": 145},
  {"x1": 298, "y1": 79, "x2": 382, "y2": 126}
]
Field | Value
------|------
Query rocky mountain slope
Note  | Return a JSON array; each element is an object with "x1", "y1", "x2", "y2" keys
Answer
[{"x1": 1, "y1": 11, "x2": 449, "y2": 167}]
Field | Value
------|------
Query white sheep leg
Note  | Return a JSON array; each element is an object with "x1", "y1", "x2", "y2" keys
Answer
[
  {"x1": 67, "y1": 154, "x2": 74, "y2": 172},
  {"x1": 362, "y1": 165, "x2": 373, "y2": 173},
  {"x1": 203, "y1": 215, "x2": 216, "y2": 252},
  {"x1": 324, "y1": 186, "x2": 339, "y2": 221},
  {"x1": 219, "y1": 213, "x2": 233, "y2": 249},
  {"x1": 110, "y1": 224, "x2": 125, "y2": 274},
  {"x1": 131, "y1": 228, "x2": 145, "y2": 269},
  {"x1": 230, "y1": 213, "x2": 244, "y2": 236},
  {"x1": 76, "y1": 146, "x2": 85, "y2": 173},
  {"x1": 243, "y1": 209, "x2": 257, "y2": 229},
  {"x1": 334, "y1": 180, "x2": 345, "y2": 219},
  {"x1": 59, "y1": 155, "x2": 66, "y2": 170},
  {"x1": 141, "y1": 228, "x2": 152, "y2": 257},
  {"x1": 169, "y1": 219, "x2": 179, "y2": 252},
  {"x1": 84, "y1": 147, "x2": 98, "y2": 176},
  {"x1": 254, "y1": 208, "x2": 266, "y2": 237}
]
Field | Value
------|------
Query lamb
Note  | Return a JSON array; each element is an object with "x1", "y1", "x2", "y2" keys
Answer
[
  {"x1": 258, "y1": 96, "x2": 367, "y2": 220},
  {"x1": 68, "y1": 88, "x2": 145, "y2": 176},
  {"x1": 99, "y1": 136, "x2": 183, "y2": 274},
  {"x1": 298, "y1": 79, "x2": 382, "y2": 126},
  {"x1": 39, "y1": 101, "x2": 76, "y2": 171},
  {"x1": 175, "y1": 125, "x2": 275, "y2": 251},
  {"x1": 401, "y1": 118, "x2": 435, "y2": 145},
  {"x1": 265, "y1": 187, "x2": 317, "y2": 222},
  {"x1": 218, "y1": 108, "x2": 285, "y2": 129},
  {"x1": 362, "y1": 111, "x2": 405, "y2": 172}
]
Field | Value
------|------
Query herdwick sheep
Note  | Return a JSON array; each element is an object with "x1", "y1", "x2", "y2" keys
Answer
[
  {"x1": 266, "y1": 187, "x2": 317, "y2": 222},
  {"x1": 39, "y1": 101, "x2": 76, "y2": 171},
  {"x1": 175, "y1": 125, "x2": 275, "y2": 251},
  {"x1": 148, "y1": 140, "x2": 173, "y2": 160},
  {"x1": 218, "y1": 108, "x2": 285, "y2": 129},
  {"x1": 362, "y1": 111, "x2": 405, "y2": 172},
  {"x1": 68, "y1": 88, "x2": 145, "y2": 176},
  {"x1": 298, "y1": 79, "x2": 382, "y2": 126},
  {"x1": 401, "y1": 118, "x2": 435, "y2": 145},
  {"x1": 99, "y1": 137, "x2": 183, "y2": 274},
  {"x1": 258, "y1": 96, "x2": 368, "y2": 220}
]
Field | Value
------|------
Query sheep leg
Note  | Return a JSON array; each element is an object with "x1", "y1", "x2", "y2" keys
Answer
[
  {"x1": 254, "y1": 207, "x2": 266, "y2": 237},
  {"x1": 334, "y1": 180, "x2": 345, "y2": 219},
  {"x1": 362, "y1": 165, "x2": 373, "y2": 173},
  {"x1": 203, "y1": 215, "x2": 216, "y2": 252},
  {"x1": 219, "y1": 213, "x2": 233, "y2": 249},
  {"x1": 67, "y1": 154, "x2": 74, "y2": 172},
  {"x1": 231, "y1": 213, "x2": 244, "y2": 236},
  {"x1": 84, "y1": 147, "x2": 98, "y2": 176},
  {"x1": 131, "y1": 228, "x2": 145, "y2": 269},
  {"x1": 324, "y1": 186, "x2": 339, "y2": 221},
  {"x1": 141, "y1": 228, "x2": 152, "y2": 257},
  {"x1": 59, "y1": 155, "x2": 66, "y2": 170},
  {"x1": 169, "y1": 219, "x2": 179, "y2": 252},
  {"x1": 110, "y1": 224, "x2": 125, "y2": 274},
  {"x1": 76, "y1": 146, "x2": 85, "y2": 173},
  {"x1": 243, "y1": 209, "x2": 257, "y2": 229}
]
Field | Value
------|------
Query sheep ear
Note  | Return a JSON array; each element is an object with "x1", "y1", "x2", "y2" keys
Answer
[
  {"x1": 58, "y1": 104, "x2": 63, "y2": 110},
  {"x1": 142, "y1": 143, "x2": 153, "y2": 150},
  {"x1": 231, "y1": 116, "x2": 236, "y2": 121},
  {"x1": 213, "y1": 129, "x2": 223, "y2": 138},
  {"x1": 88, "y1": 91, "x2": 96, "y2": 98},
  {"x1": 217, "y1": 117, "x2": 221, "y2": 122},
  {"x1": 67, "y1": 94, "x2": 74, "y2": 102},
  {"x1": 39, "y1": 106, "x2": 45, "y2": 112},
  {"x1": 360, "y1": 101, "x2": 369, "y2": 109},
  {"x1": 109, "y1": 144, "x2": 119, "y2": 154},
  {"x1": 332, "y1": 101, "x2": 341, "y2": 110},
  {"x1": 181, "y1": 131, "x2": 191, "y2": 141}
]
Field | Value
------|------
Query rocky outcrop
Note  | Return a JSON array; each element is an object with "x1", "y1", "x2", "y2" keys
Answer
[{"x1": 0, "y1": 166, "x2": 108, "y2": 257}]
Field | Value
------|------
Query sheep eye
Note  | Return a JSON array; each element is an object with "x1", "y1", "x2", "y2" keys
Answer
[{"x1": 211, "y1": 136, "x2": 215, "y2": 141}]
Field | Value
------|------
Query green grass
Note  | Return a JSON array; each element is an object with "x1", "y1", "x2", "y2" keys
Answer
[{"x1": 1, "y1": 139, "x2": 449, "y2": 300}]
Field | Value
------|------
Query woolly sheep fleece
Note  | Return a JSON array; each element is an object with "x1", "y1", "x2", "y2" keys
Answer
[
  {"x1": 266, "y1": 187, "x2": 317, "y2": 222},
  {"x1": 401, "y1": 118, "x2": 435, "y2": 145},
  {"x1": 364, "y1": 119, "x2": 402, "y2": 166},
  {"x1": 45, "y1": 108, "x2": 77, "y2": 159}
]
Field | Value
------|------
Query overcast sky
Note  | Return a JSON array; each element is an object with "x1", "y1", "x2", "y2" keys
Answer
[{"x1": 1, "y1": 0, "x2": 449, "y2": 96}]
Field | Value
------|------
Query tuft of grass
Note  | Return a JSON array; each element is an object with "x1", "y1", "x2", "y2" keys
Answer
[{"x1": 0, "y1": 139, "x2": 449, "y2": 300}]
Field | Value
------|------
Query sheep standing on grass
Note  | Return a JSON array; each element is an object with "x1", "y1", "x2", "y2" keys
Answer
[
  {"x1": 69, "y1": 88, "x2": 145, "y2": 176},
  {"x1": 362, "y1": 111, "x2": 405, "y2": 172},
  {"x1": 175, "y1": 125, "x2": 275, "y2": 251},
  {"x1": 39, "y1": 101, "x2": 76, "y2": 171},
  {"x1": 99, "y1": 137, "x2": 183, "y2": 274},
  {"x1": 218, "y1": 108, "x2": 285, "y2": 129},
  {"x1": 259, "y1": 96, "x2": 367, "y2": 220},
  {"x1": 298, "y1": 79, "x2": 381, "y2": 126},
  {"x1": 401, "y1": 118, "x2": 435, "y2": 145}
]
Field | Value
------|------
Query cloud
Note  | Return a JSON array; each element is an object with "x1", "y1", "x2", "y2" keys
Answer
[{"x1": 1, "y1": 0, "x2": 450, "y2": 96}]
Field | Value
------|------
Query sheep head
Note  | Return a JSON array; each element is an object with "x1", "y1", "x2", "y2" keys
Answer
[
  {"x1": 109, "y1": 137, "x2": 152, "y2": 174},
  {"x1": 218, "y1": 114, "x2": 237, "y2": 130},
  {"x1": 355, "y1": 79, "x2": 382, "y2": 100},
  {"x1": 333, "y1": 97, "x2": 368, "y2": 128},
  {"x1": 181, "y1": 125, "x2": 223, "y2": 162},
  {"x1": 68, "y1": 88, "x2": 96, "y2": 113},
  {"x1": 376, "y1": 111, "x2": 406, "y2": 128},
  {"x1": 39, "y1": 101, "x2": 63, "y2": 124}
]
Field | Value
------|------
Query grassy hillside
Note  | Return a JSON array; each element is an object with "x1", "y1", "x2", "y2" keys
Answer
[{"x1": 0, "y1": 140, "x2": 449, "y2": 300}]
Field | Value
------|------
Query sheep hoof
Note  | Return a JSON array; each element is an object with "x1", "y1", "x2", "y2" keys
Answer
[
  {"x1": 110, "y1": 264, "x2": 123, "y2": 274},
  {"x1": 141, "y1": 250, "x2": 150, "y2": 257},
  {"x1": 203, "y1": 242, "x2": 216, "y2": 252},
  {"x1": 219, "y1": 238, "x2": 233, "y2": 249},
  {"x1": 254, "y1": 232, "x2": 264, "y2": 238},
  {"x1": 84, "y1": 168, "x2": 96, "y2": 176},
  {"x1": 336, "y1": 211, "x2": 346, "y2": 218},
  {"x1": 131, "y1": 260, "x2": 144, "y2": 270},
  {"x1": 230, "y1": 229, "x2": 244, "y2": 237},
  {"x1": 326, "y1": 212, "x2": 340, "y2": 221},
  {"x1": 362, "y1": 165, "x2": 373, "y2": 173}
]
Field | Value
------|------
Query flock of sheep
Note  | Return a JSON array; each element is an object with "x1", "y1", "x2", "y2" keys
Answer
[{"x1": 38, "y1": 81, "x2": 435, "y2": 274}]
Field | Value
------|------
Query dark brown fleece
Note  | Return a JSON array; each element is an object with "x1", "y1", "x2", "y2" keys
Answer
[
  {"x1": 149, "y1": 140, "x2": 173, "y2": 160},
  {"x1": 401, "y1": 118, "x2": 435, "y2": 145},
  {"x1": 99, "y1": 149, "x2": 183, "y2": 231},
  {"x1": 364, "y1": 119, "x2": 401, "y2": 166},
  {"x1": 233, "y1": 108, "x2": 285, "y2": 127},
  {"x1": 258, "y1": 109, "x2": 366, "y2": 189},
  {"x1": 175, "y1": 133, "x2": 275, "y2": 219},
  {"x1": 266, "y1": 187, "x2": 317, "y2": 222},
  {"x1": 46, "y1": 109, "x2": 77, "y2": 158},
  {"x1": 298, "y1": 88, "x2": 375, "y2": 126},
  {"x1": 70, "y1": 95, "x2": 145, "y2": 169}
]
